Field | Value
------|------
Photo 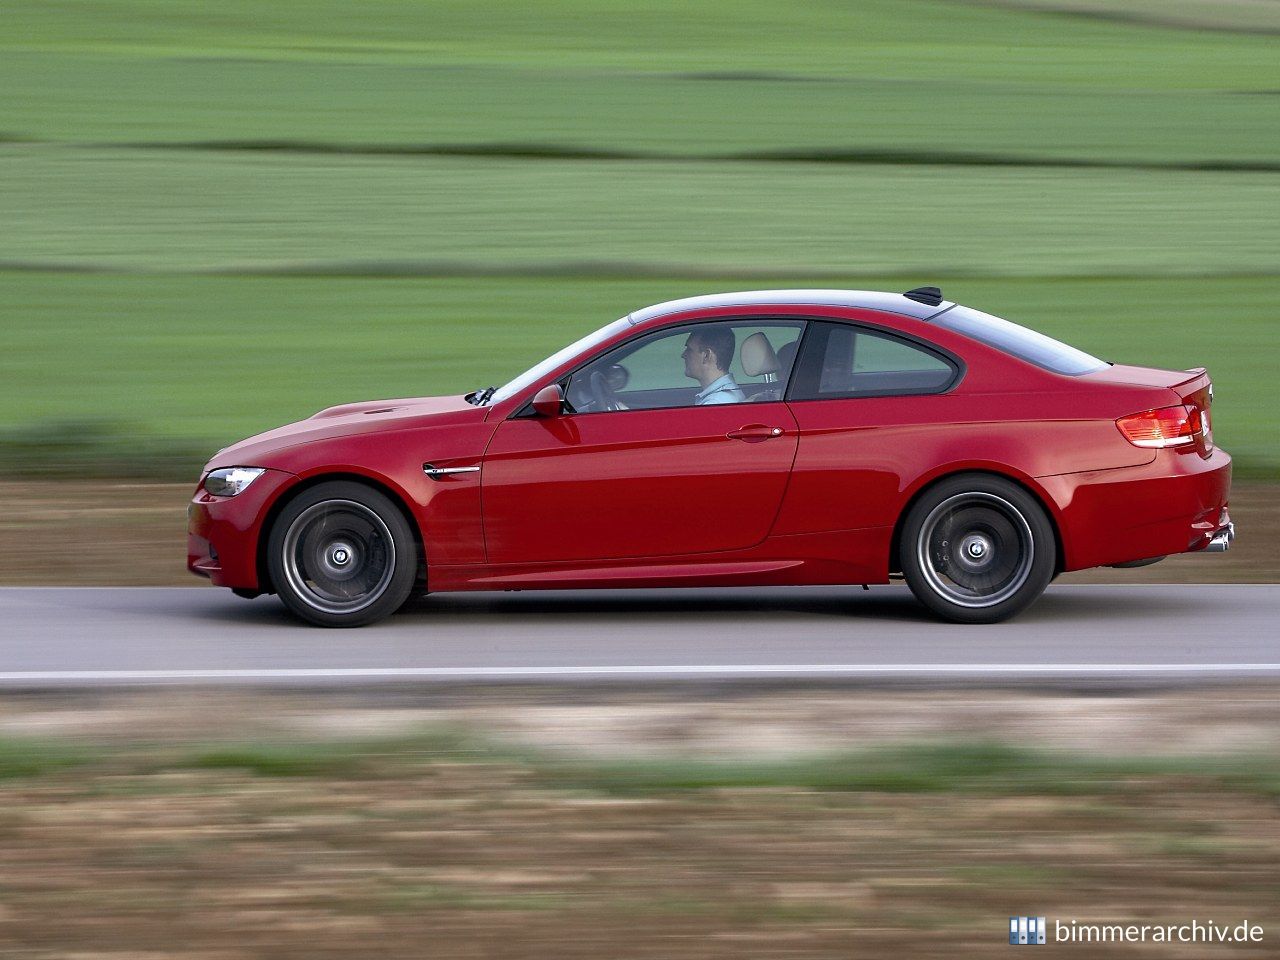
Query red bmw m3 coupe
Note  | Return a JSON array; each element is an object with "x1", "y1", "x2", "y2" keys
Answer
[{"x1": 188, "y1": 288, "x2": 1233, "y2": 626}]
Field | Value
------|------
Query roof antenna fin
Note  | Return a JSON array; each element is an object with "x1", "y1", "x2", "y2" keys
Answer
[{"x1": 903, "y1": 286, "x2": 943, "y2": 306}]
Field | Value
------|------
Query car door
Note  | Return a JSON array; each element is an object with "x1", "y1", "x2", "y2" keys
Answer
[{"x1": 481, "y1": 320, "x2": 804, "y2": 565}]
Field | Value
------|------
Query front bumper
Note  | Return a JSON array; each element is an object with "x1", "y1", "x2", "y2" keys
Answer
[{"x1": 187, "y1": 468, "x2": 296, "y2": 589}]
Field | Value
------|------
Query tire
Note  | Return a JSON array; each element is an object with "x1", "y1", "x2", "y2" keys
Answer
[
  {"x1": 266, "y1": 481, "x2": 418, "y2": 627},
  {"x1": 899, "y1": 474, "x2": 1055, "y2": 624}
]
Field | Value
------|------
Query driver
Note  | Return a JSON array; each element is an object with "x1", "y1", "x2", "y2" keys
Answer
[{"x1": 682, "y1": 326, "x2": 745, "y2": 405}]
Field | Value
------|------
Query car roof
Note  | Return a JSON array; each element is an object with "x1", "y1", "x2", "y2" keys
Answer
[{"x1": 628, "y1": 289, "x2": 955, "y2": 324}]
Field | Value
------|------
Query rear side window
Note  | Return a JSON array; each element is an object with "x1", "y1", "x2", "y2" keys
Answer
[
  {"x1": 934, "y1": 306, "x2": 1106, "y2": 375},
  {"x1": 789, "y1": 322, "x2": 959, "y2": 400}
]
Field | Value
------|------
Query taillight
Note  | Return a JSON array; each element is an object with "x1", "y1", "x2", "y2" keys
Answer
[{"x1": 1116, "y1": 405, "x2": 1197, "y2": 448}]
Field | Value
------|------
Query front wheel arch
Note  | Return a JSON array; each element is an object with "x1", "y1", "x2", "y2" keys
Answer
[
  {"x1": 888, "y1": 469, "x2": 1064, "y2": 578},
  {"x1": 255, "y1": 472, "x2": 425, "y2": 595}
]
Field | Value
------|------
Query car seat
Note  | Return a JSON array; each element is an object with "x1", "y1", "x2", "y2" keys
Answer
[
  {"x1": 741, "y1": 332, "x2": 782, "y2": 402},
  {"x1": 776, "y1": 339, "x2": 798, "y2": 376}
]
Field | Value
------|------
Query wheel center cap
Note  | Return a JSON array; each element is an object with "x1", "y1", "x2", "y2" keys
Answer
[
  {"x1": 954, "y1": 533, "x2": 994, "y2": 570},
  {"x1": 330, "y1": 546, "x2": 351, "y2": 566}
]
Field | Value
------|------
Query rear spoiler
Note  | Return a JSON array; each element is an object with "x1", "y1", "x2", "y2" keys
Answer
[{"x1": 1176, "y1": 368, "x2": 1211, "y2": 406}]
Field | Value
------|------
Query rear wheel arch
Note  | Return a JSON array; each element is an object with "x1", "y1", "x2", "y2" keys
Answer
[
  {"x1": 255, "y1": 471, "x2": 426, "y2": 594},
  {"x1": 888, "y1": 469, "x2": 1065, "y2": 577}
]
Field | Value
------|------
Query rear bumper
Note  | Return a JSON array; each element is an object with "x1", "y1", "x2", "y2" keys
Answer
[
  {"x1": 1038, "y1": 446, "x2": 1232, "y2": 572},
  {"x1": 187, "y1": 468, "x2": 296, "y2": 589}
]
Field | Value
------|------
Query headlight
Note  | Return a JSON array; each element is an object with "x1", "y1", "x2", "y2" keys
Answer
[{"x1": 203, "y1": 466, "x2": 266, "y2": 497}]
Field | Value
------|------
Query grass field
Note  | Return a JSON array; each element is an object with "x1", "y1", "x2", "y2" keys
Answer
[
  {"x1": 1, "y1": 0, "x2": 1277, "y2": 477},
  {"x1": 4, "y1": 273, "x2": 1275, "y2": 478},
  {"x1": 6, "y1": 0, "x2": 1279, "y2": 86},
  {"x1": 4, "y1": 0, "x2": 1279, "y2": 166},
  {"x1": 5, "y1": 148, "x2": 1279, "y2": 275},
  {"x1": 4, "y1": 60, "x2": 1279, "y2": 167}
]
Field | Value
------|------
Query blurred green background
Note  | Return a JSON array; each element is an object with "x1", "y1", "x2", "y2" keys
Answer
[{"x1": 2, "y1": 0, "x2": 1277, "y2": 477}]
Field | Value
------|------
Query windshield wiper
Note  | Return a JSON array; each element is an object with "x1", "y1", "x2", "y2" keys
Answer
[{"x1": 471, "y1": 385, "x2": 497, "y2": 405}]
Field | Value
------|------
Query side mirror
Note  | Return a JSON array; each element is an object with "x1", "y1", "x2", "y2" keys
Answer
[{"x1": 531, "y1": 383, "x2": 564, "y2": 418}]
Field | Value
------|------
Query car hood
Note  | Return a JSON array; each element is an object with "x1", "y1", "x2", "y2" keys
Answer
[{"x1": 206, "y1": 395, "x2": 484, "y2": 469}]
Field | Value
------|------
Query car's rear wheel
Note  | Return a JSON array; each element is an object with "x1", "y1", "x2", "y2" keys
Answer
[
  {"x1": 267, "y1": 481, "x2": 418, "y2": 627},
  {"x1": 900, "y1": 474, "x2": 1055, "y2": 624}
]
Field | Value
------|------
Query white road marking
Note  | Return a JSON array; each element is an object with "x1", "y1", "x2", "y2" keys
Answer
[{"x1": 0, "y1": 663, "x2": 1278, "y2": 683}]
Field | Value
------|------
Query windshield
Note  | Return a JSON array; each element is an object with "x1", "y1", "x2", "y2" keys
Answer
[
  {"x1": 934, "y1": 306, "x2": 1106, "y2": 376},
  {"x1": 487, "y1": 317, "x2": 632, "y2": 404}
]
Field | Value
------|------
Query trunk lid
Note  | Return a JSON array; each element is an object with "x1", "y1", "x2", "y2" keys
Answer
[{"x1": 1085, "y1": 363, "x2": 1207, "y2": 392}]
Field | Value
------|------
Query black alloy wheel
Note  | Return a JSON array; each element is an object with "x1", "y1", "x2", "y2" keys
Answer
[
  {"x1": 900, "y1": 474, "x2": 1056, "y2": 624},
  {"x1": 267, "y1": 481, "x2": 418, "y2": 627}
]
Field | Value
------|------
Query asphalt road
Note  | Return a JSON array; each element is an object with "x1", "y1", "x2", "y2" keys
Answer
[{"x1": 0, "y1": 584, "x2": 1275, "y2": 686}]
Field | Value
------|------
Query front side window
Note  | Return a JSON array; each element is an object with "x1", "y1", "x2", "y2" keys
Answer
[
  {"x1": 565, "y1": 320, "x2": 804, "y2": 413},
  {"x1": 789, "y1": 322, "x2": 959, "y2": 400}
]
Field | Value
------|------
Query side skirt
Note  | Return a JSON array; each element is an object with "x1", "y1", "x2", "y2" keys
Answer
[{"x1": 426, "y1": 527, "x2": 893, "y2": 592}]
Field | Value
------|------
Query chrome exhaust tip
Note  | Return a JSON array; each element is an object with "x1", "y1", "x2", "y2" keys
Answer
[{"x1": 1205, "y1": 521, "x2": 1235, "y2": 553}]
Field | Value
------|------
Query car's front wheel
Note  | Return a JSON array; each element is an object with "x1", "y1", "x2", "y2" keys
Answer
[
  {"x1": 267, "y1": 481, "x2": 418, "y2": 627},
  {"x1": 900, "y1": 474, "x2": 1055, "y2": 624}
]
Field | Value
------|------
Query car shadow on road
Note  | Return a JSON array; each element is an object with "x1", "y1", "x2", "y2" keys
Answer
[
  {"x1": 186, "y1": 585, "x2": 932, "y2": 626},
  {"x1": 185, "y1": 583, "x2": 1210, "y2": 628},
  {"x1": 398, "y1": 584, "x2": 1209, "y2": 624},
  {"x1": 399, "y1": 586, "x2": 931, "y2": 621},
  {"x1": 1022, "y1": 587, "x2": 1209, "y2": 623}
]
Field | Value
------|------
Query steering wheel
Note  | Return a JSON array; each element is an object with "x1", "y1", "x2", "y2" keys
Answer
[{"x1": 589, "y1": 370, "x2": 625, "y2": 412}]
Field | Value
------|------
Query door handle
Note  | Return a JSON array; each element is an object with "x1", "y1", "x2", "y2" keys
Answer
[{"x1": 726, "y1": 424, "x2": 785, "y2": 443}]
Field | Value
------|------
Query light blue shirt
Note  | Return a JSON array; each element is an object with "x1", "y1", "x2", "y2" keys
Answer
[{"x1": 695, "y1": 373, "x2": 746, "y2": 405}]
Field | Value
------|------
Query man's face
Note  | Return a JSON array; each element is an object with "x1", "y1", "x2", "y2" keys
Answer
[{"x1": 682, "y1": 335, "x2": 707, "y2": 380}]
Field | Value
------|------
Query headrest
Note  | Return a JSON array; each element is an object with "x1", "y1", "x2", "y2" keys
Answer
[
  {"x1": 776, "y1": 339, "x2": 798, "y2": 372},
  {"x1": 740, "y1": 332, "x2": 779, "y2": 378}
]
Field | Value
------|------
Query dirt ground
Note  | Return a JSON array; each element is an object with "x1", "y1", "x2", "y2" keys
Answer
[
  {"x1": 0, "y1": 480, "x2": 1275, "y2": 586},
  {"x1": 0, "y1": 686, "x2": 1276, "y2": 959}
]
